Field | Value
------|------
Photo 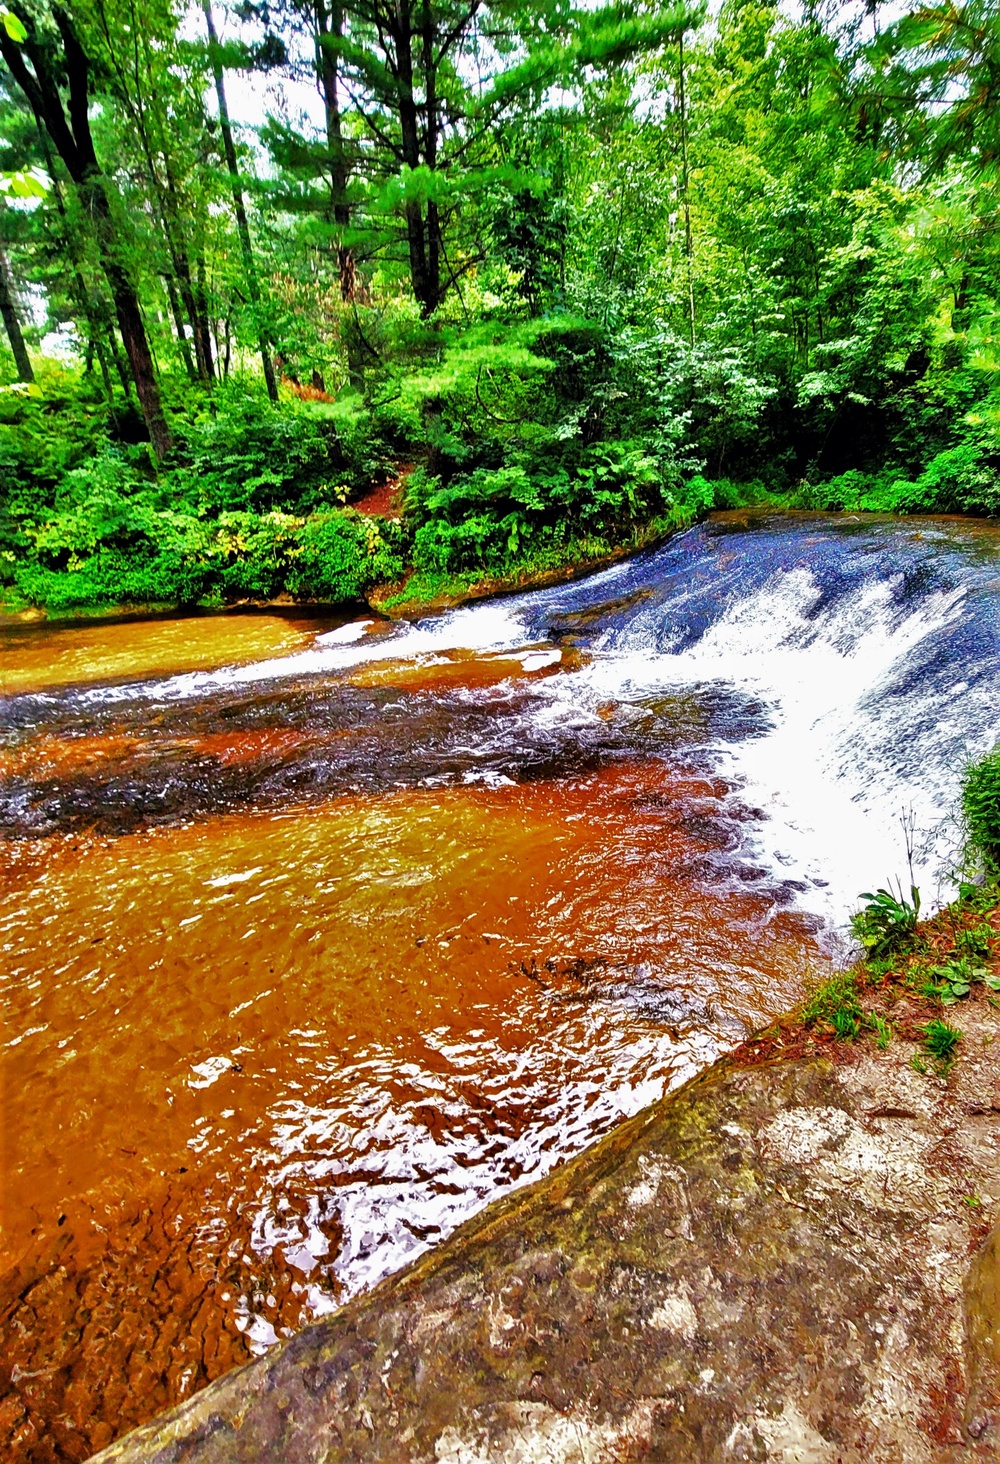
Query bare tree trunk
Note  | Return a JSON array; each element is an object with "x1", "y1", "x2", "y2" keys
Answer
[
  {"x1": 84, "y1": 174, "x2": 173, "y2": 458},
  {"x1": 163, "y1": 271, "x2": 197, "y2": 379},
  {"x1": 393, "y1": 3, "x2": 437, "y2": 315},
  {"x1": 202, "y1": 0, "x2": 278, "y2": 401},
  {"x1": 315, "y1": 0, "x2": 365, "y2": 388},
  {"x1": 677, "y1": 29, "x2": 696, "y2": 350},
  {"x1": 194, "y1": 254, "x2": 215, "y2": 382},
  {"x1": 0, "y1": 226, "x2": 33, "y2": 381}
]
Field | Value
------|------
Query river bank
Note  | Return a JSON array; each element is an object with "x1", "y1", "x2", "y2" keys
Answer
[
  {"x1": 91, "y1": 895, "x2": 1000, "y2": 1463},
  {"x1": 0, "y1": 510, "x2": 684, "y2": 627}
]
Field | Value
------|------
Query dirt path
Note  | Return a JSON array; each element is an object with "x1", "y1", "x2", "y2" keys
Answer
[{"x1": 352, "y1": 464, "x2": 413, "y2": 519}]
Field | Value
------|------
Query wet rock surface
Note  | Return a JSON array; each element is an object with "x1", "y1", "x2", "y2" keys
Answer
[
  {"x1": 0, "y1": 672, "x2": 768, "y2": 840},
  {"x1": 94, "y1": 994, "x2": 1000, "y2": 1464}
]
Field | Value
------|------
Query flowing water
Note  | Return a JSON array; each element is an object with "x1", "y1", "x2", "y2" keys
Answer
[{"x1": 4, "y1": 510, "x2": 1000, "y2": 1461}]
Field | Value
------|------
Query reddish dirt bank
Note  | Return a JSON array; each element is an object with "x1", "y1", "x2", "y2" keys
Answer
[{"x1": 352, "y1": 464, "x2": 412, "y2": 519}]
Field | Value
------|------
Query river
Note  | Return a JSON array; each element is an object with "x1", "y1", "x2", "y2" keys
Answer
[{"x1": 3, "y1": 510, "x2": 1000, "y2": 1461}]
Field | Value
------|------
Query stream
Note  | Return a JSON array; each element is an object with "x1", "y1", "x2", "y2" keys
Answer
[{"x1": 4, "y1": 509, "x2": 1000, "y2": 1461}]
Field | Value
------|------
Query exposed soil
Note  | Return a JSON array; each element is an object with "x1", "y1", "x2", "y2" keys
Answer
[{"x1": 352, "y1": 464, "x2": 412, "y2": 519}]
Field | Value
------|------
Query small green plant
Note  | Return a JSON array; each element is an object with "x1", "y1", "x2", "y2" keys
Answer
[
  {"x1": 955, "y1": 922, "x2": 997, "y2": 962},
  {"x1": 919, "y1": 1017, "x2": 962, "y2": 1072},
  {"x1": 852, "y1": 882, "x2": 921, "y2": 960},
  {"x1": 862, "y1": 953, "x2": 897, "y2": 984},
  {"x1": 956, "y1": 881, "x2": 997, "y2": 913},
  {"x1": 919, "y1": 956, "x2": 1000, "y2": 1005},
  {"x1": 833, "y1": 1006, "x2": 861, "y2": 1040},
  {"x1": 864, "y1": 1012, "x2": 893, "y2": 1050},
  {"x1": 803, "y1": 972, "x2": 862, "y2": 1039}
]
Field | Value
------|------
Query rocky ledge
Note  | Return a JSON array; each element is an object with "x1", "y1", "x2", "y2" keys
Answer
[{"x1": 93, "y1": 976, "x2": 1000, "y2": 1464}]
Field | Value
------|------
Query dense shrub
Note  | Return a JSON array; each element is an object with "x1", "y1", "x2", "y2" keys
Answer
[
  {"x1": 172, "y1": 396, "x2": 351, "y2": 513},
  {"x1": 797, "y1": 440, "x2": 1000, "y2": 517},
  {"x1": 289, "y1": 513, "x2": 405, "y2": 600},
  {"x1": 7, "y1": 499, "x2": 403, "y2": 612},
  {"x1": 406, "y1": 440, "x2": 697, "y2": 576},
  {"x1": 963, "y1": 746, "x2": 1000, "y2": 876}
]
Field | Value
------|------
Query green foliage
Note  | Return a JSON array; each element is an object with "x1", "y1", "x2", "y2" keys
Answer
[
  {"x1": 851, "y1": 885, "x2": 921, "y2": 961},
  {"x1": 8, "y1": 504, "x2": 402, "y2": 612},
  {"x1": 919, "y1": 1017, "x2": 962, "y2": 1072},
  {"x1": 172, "y1": 396, "x2": 353, "y2": 513},
  {"x1": 919, "y1": 956, "x2": 1000, "y2": 1006},
  {"x1": 865, "y1": 1013, "x2": 893, "y2": 1050},
  {"x1": 0, "y1": 366, "x2": 410, "y2": 612},
  {"x1": 802, "y1": 971, "x2": 863, "y2": 1039},
  {"x1": 963, "y1": 746, "x2": 1000, "y2": 876},
  {"x1": 289, "y1": 512, "x2": 404, "y2": 601},
  {"x1": 4, "y1": 0, "x2": 1000, "y2": 613},
  {"x1": 799, "y1": 441, "x2": 1000, "y2": 517},
  {"x1": 954, "y1": 922, "x2": 997, "y2": 963}
]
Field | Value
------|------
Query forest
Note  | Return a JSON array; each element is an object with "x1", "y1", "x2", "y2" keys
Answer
[{"x1": 0, "y1": 0, "x2": 998, "y2": 613}]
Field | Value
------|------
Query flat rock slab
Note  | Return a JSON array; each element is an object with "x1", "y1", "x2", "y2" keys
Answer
[{"x1": 95, "y1": 1011, "x2": 1000, "y2": 1463}]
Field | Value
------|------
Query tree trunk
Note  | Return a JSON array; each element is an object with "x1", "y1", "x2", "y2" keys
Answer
[
  {"x1": 421, "y1": 2, "x2": 440, "y2": 309},
  {"x1": 0, "y1": 10, "x2": 172, "y2": 458},
  {"x1": 194, "y1": 255, "x2": 215, "y2": 383},
  {"x1": 163, "y1": 271, "x2": 197, "y2": 379},
  {"x1": 83, "y1": 174, "x2": 173, "y2": 459},
  {"x1": 393, "y1": 4, "x2": 437, "y2": 315},
  {"x1": 202, "y1": 0, "x2": 278, "y2": 402},
  {"x1": 0, "y1": 228, "x2": 33, "y2": 382},
  {"x1": 316, "y1": 0, "x2": 365, "y2": 388},
  {"x1": 677, "y1": 30, "x2": 696, "y2": 350}
]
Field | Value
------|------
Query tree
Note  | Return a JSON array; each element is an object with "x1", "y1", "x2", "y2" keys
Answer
[
  {"x1": 0, "y1": 3, "x2": 172, "y2": 457},
  {"x1": 303, "y1": 1, "x2": 701, "y2": 316},
  {"x1": 90, "y1": 0, "x2": 217, "y2": 385},
  {"x1": 203, "y1": 0, "x2": 279, "y2": 400}
]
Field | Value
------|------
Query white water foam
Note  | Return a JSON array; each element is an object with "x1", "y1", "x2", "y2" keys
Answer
[
  {"x1": 540, "y1": 565, "x2": 984, "y2": 931},
  {"x1": 77, "y1": 598, "x2": 535, "y2": 705},
  {"x1": 69, "y1": 543, "x2": 999, "y2": 929}
]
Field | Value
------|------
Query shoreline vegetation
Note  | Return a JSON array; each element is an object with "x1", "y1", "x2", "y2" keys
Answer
[
  {"x1": 4, "y1": 488, "x2": 1000, "y2": 628},
  {"x1": 0, "y1": 2, "x2": 998, "y2": 627}
]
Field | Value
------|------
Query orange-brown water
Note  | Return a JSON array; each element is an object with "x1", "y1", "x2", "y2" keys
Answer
[
  {"x1": 0, "y1": 611, "x2": 322, "y2": 696},
  {"x1": 0, "y1": 602, "x2": 830, "y2": 1462}
]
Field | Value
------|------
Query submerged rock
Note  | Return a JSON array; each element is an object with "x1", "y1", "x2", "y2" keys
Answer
[{"x1": 94, "y1": 1009, "x2": 1000, "y2": 1464}]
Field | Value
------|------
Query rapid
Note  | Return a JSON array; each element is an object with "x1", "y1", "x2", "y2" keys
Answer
[{"x1": 3, "y1": 509, "x2": 1000, "y2": 1461}]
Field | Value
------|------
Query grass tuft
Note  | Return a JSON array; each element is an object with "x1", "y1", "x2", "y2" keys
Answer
[{"x1": 919, "y1": 1017, "x2": 962, "y2": 1072}]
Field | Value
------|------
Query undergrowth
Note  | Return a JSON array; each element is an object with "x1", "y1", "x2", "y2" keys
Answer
[{"x1": 800, "y1": 773, "x2": 1000, "y2": 1074}]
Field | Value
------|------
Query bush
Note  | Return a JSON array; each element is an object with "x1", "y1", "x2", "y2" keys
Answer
[
  {"x1": 172, "y1": 395, "x2": 351, "y2": 514},
  {"x1": 405, "y1": 439, "x2": 685, "y2": 577},
  {"x1": 8, "y1": 499, "x2": 405, "y2": 613},
  {"x1": 851, "y1": 884, "x2": 921, "y2": 959},
  {"x1": 917, "y1": 442, "x2": 1000, "y2": 517},
  {"x1": 13, "y1": 546, "x2": 209, "y2": 611},
  {"x1": 795, "y1": 439, "x2": 1000, "y2": 517},
  {"x1": 289, "y1": 512, "x2": 405, "y2": 601},
  {"x1": 802, "y1": 971, "x2": 863, "y2": 1038},
  {"x1": 963, "y1": 745, "x2": 1000, "y2": 875}
]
